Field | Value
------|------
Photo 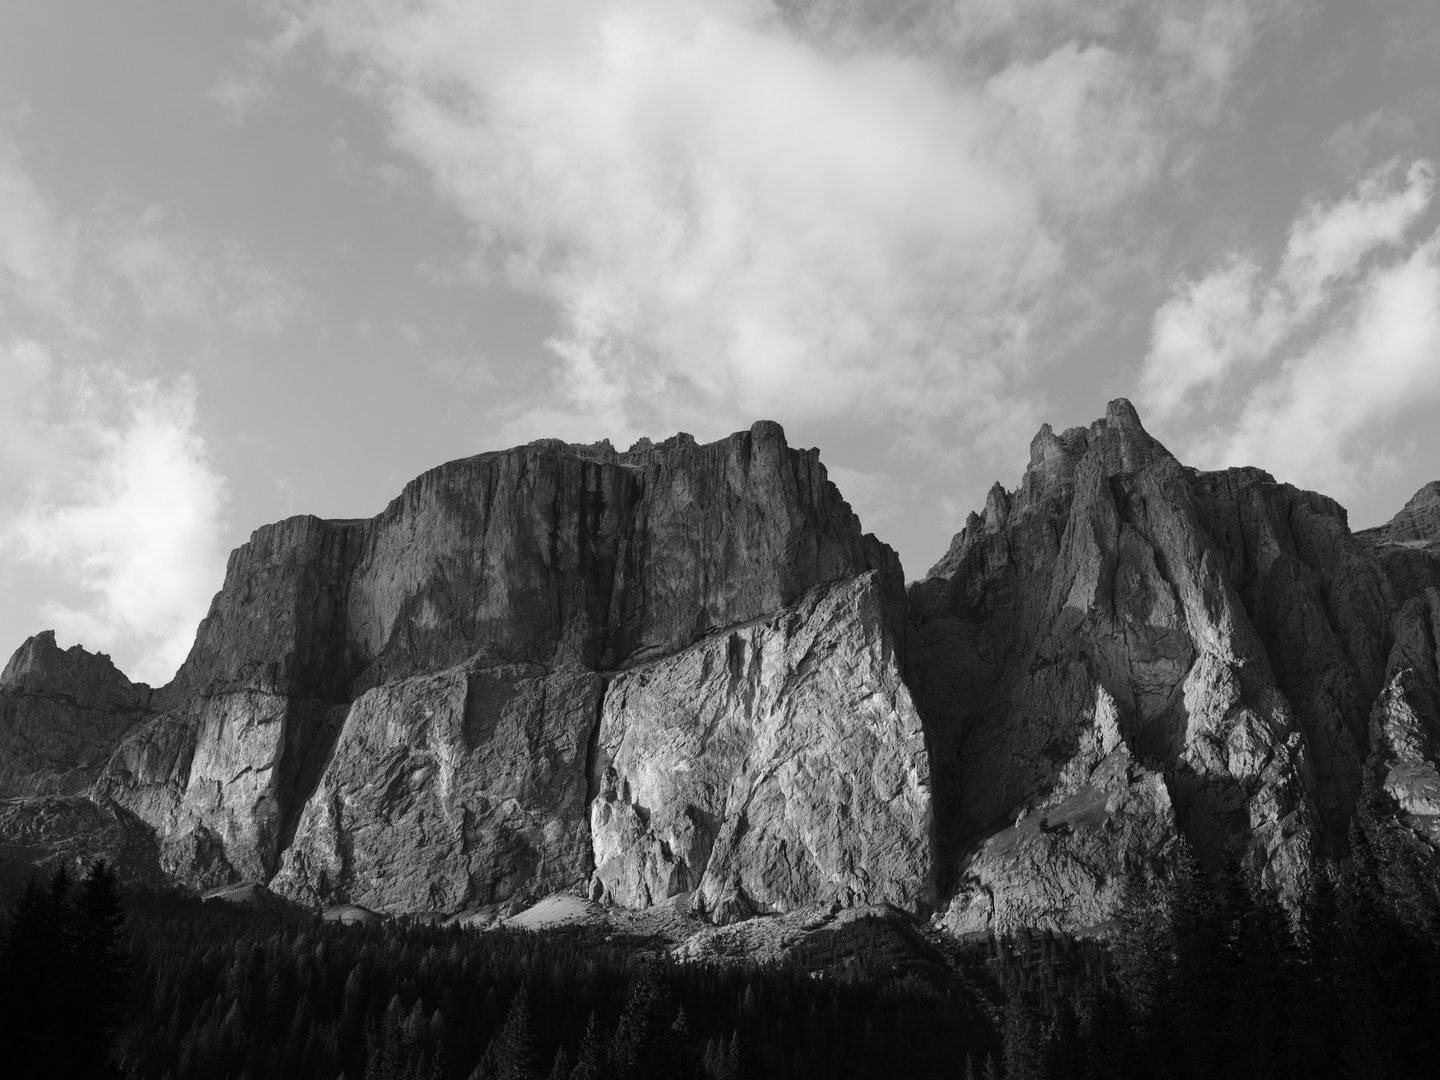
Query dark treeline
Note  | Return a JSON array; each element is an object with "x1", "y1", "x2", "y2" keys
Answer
[
  {"x1": 2, "y1": 787, "x2": 1438, "y2": 1079},
  {"x1": 0, "y1": 861, "x2": 130, "y2": 1079},
  {"x1": 991, "y1": 788, "x2": 1440, "y2": 1080},
  {"x1": 0, "y1": 882, "x2": 990, "y2": 1080}
]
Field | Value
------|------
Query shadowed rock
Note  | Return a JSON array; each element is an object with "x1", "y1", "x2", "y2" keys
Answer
[
  {"x1": 0, "y1": 632, "x2": 153, "y2": 798},
  {"x1": 912, "y1": 400, "x2": 1440, "y2": 932}
]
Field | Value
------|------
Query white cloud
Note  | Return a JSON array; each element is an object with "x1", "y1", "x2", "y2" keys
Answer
[
  {"x1": 0, "y1": 145, "x2": 235, "y2": 684},
  {"x1": 1139, "y1": 159, "x2": 1440, "y2": 493},
  {"x1": 274, "y1": 0, "x2": 1283, "y2": 444},
  {"x1": 1, "y1": 370, "x2": 229, "y2": 685}
]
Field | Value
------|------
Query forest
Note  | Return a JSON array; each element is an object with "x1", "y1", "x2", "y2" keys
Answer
[{"x1": 1, "y1": 787, "x2": 1437, "y2": 1080}]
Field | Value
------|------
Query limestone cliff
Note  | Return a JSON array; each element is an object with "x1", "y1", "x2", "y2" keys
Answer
[
  {"x1": 589, "y1": 572, "x2": 931, "y2": 923},
  {"x1": 4, "y1": 403, "x2": 1440, "y2": 938},
  {"x1": 89, "y1": 421, "x2": 908, "y2": 914},
  {"x1": 912, "y1": 400, "x2": 1440, "y2": 931}
]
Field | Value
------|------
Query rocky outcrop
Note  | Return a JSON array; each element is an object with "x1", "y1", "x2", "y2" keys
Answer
[
  {"x1": 270, "y1": 658, "x2": 603, "y2": 911},
  {"x1": 911, "y1": 400, "x2": 1437, "y2": 931},
  {"x1": 589, "y1": 572, "x2": 931, "y2": 922},
  {"x1": 0, "y1": 794, "x2": 166, "y2": 887},
  {"x1": 88, "y1": 422, "x2": 911, "y2": 915},
  {"x1": 1358, "y1": 481, "x2": 1440, "y2": 553},
  {"x1": 5, "y1": 403, "x2": 1440, "y2": 938},
  {"x1": 0, "y1": 632, "x2": 153, "y2": 797},
  {"x1": 1366, "y1": 590, "x2": 1440, "y2": 845}
]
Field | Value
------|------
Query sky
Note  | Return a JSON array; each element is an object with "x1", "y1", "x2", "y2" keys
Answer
[{"x1": 2, "y1": 0, "x2": 1439, "y2": 685}]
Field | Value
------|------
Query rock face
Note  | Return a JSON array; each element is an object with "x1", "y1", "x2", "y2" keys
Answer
[
  {"x1": 5, "y1": 403, "x2": 1440, "y2": 936},
  {"x1": 0, "y1": 632, "x2": 153, "y2": 797},
  {"x1": 589, "y1": 572, "x2": 931, "y2": 922},
  {"x1": 911, "y1": 400, "x2": 1440, "y2": 931},
  {"x1": 1367, "y1": 590, "x2": 1440, "y2": 845},
  {"x1": 89, "y1": 422, "x2": 908, "y2": 916},
  {"x1": 270, "y1": 659, "x2": 604, "y2": 911}
]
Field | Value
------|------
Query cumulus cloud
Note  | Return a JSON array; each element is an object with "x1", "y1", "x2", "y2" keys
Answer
[
  {"x1": 275, "y1": 0, "x2": 1288, "y2": 444},
  {"x1": 0, "y1": 360, "x2": 229, "y2": 685},
  {"x1": 0, "y1": 144, "x2": 236, "y2": 683},
  {"x1": 1139, "y1": 159, "x2": 1440, "y2": 493}
]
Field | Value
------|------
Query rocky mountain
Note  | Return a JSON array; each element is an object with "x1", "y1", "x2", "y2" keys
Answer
[{"x1": 3, "y1": 403, "x2": 1439, "y2": 935}]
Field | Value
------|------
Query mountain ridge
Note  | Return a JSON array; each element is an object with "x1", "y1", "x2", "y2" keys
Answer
[{"x1": 3, "y1": 400, "x2": 1439, "y2": 935}]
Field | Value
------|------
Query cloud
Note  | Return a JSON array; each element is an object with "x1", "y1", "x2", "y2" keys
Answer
[
  {"x1": 0, "y1": 146, "x2": 78, "y2": 319},
  {"x1": 107, "y1": 214, "x2": 301, "y2": 333},
  {"x1": 1139, "y1": 159, "x2": 1440, "y2": 493},
  {"x1": 274, "y1": 0, "x2": 1288, "y2": 445},
  {"x1": 0, "y1": 364, "x2": 229, "y2": 685},
  {"x1": 0, "y1": 144, "x2": 236, "y2": 683}
]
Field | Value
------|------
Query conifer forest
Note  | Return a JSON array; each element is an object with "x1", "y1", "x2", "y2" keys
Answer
[{"x1": 1, "y1": 788, "x2": 1437, "y2": 1080}]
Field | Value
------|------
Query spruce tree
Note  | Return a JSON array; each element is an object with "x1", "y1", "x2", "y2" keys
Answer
[
  {"x1": 1, "y1": 866, "x2": 77, "y2": 1079},
  {"x1": 72, "y1": 861, "x2": 131, "y2": 1078},
  {"x1": 491, "y1": 984, "x2": 539, "y2": 1080},
  {"x1": 569, "y1": 1013, "x2": 605, "y2": 1080}
]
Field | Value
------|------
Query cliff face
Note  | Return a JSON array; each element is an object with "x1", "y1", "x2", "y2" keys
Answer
[
  {"x1": 0, "y1": 632, "x2": 153, "y2": 798},
  {"x1": 589, "y1": 572, "x2": 931, "y2": 923},
  {"x1": 4, "y1": 403, "x2": 1440, "y2": 935},
  {"x1": 911, "y1": 400, "x2": 1440, "y2": 931},
  {"x1": 86, "y1": 421, "x2": 911, "y2": 915}
]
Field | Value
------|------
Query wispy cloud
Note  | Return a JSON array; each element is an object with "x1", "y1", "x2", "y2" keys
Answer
[
  {"x1": 270, "y1": 0, "x2": 1290, "y2": 446},
  {"x1": 1140, "y1": 159, "x2": 1440, "y2": 493},
  {"x1": 0, "y1": 143, "x2": 247, "y2": 683}
]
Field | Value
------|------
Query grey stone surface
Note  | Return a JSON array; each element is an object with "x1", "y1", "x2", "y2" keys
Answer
[
  {"x1": 589, "y1": 572, "x2": 932, "y2": 922},
  {"x1": 0, "y1": 632, "x2": 152, "y2": 797}
]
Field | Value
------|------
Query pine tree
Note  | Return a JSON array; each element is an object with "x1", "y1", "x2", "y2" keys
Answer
[
  {"x1": 611, "y1": 963, "x2": 678, "y2": 1079},
  {"x1": 1, "y1": 866, "x2": 77, "y2": 1079},
  {"x1": 72, "y1": 861, "x2": 132, "y2": 1078},
  {"x1": 491, "y1": 984, "x2": 539, "y2": 1080},
  {"x1": 569, "y1": 1014, "x2": 605, "y2": 1080}
]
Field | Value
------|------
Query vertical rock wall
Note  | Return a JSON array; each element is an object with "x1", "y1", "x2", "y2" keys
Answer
[{"x1": 5, "y1": 403, "x2": 1440, "y2": 933}]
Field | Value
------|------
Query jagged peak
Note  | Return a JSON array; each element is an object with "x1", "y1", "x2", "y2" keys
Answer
[
  {"x1": 1091, "y1": 397, "x2": 1172, "y2": 474},
  {"x1": 923, "y1": 398, "x2": 1175, "y2": 582},
  {"x1": 1401, "y1": 480, "x2": 1440, "y2": 513},
  {"x1": 1358, "y1": 478, "x2": 1440, "y2": 549},
  {"x1": 1, "y1": 630, "x2": 149, "y2": 699}
]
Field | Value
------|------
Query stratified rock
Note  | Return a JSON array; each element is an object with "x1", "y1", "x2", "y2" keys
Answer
[
  {"x1": 269, "y1": 658, "x2": 602, "y2": 912},
  {"x1": 0, "y1": 632, "x2": 152, "y2": 797},
  {"x1": 589, "y1": 572, "x2": 932, "y2": 922},
  {"x1": 914, "y1": 401, "x2": 1337, "y2": 930},
  {"x1": 1358, "y1": 481, "x2": 1440, "y2": 553}
]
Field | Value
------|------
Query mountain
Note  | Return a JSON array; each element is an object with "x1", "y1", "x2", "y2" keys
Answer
[{"x1": 3, "y1": 402, "x2": 1439, "y2": 934}]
